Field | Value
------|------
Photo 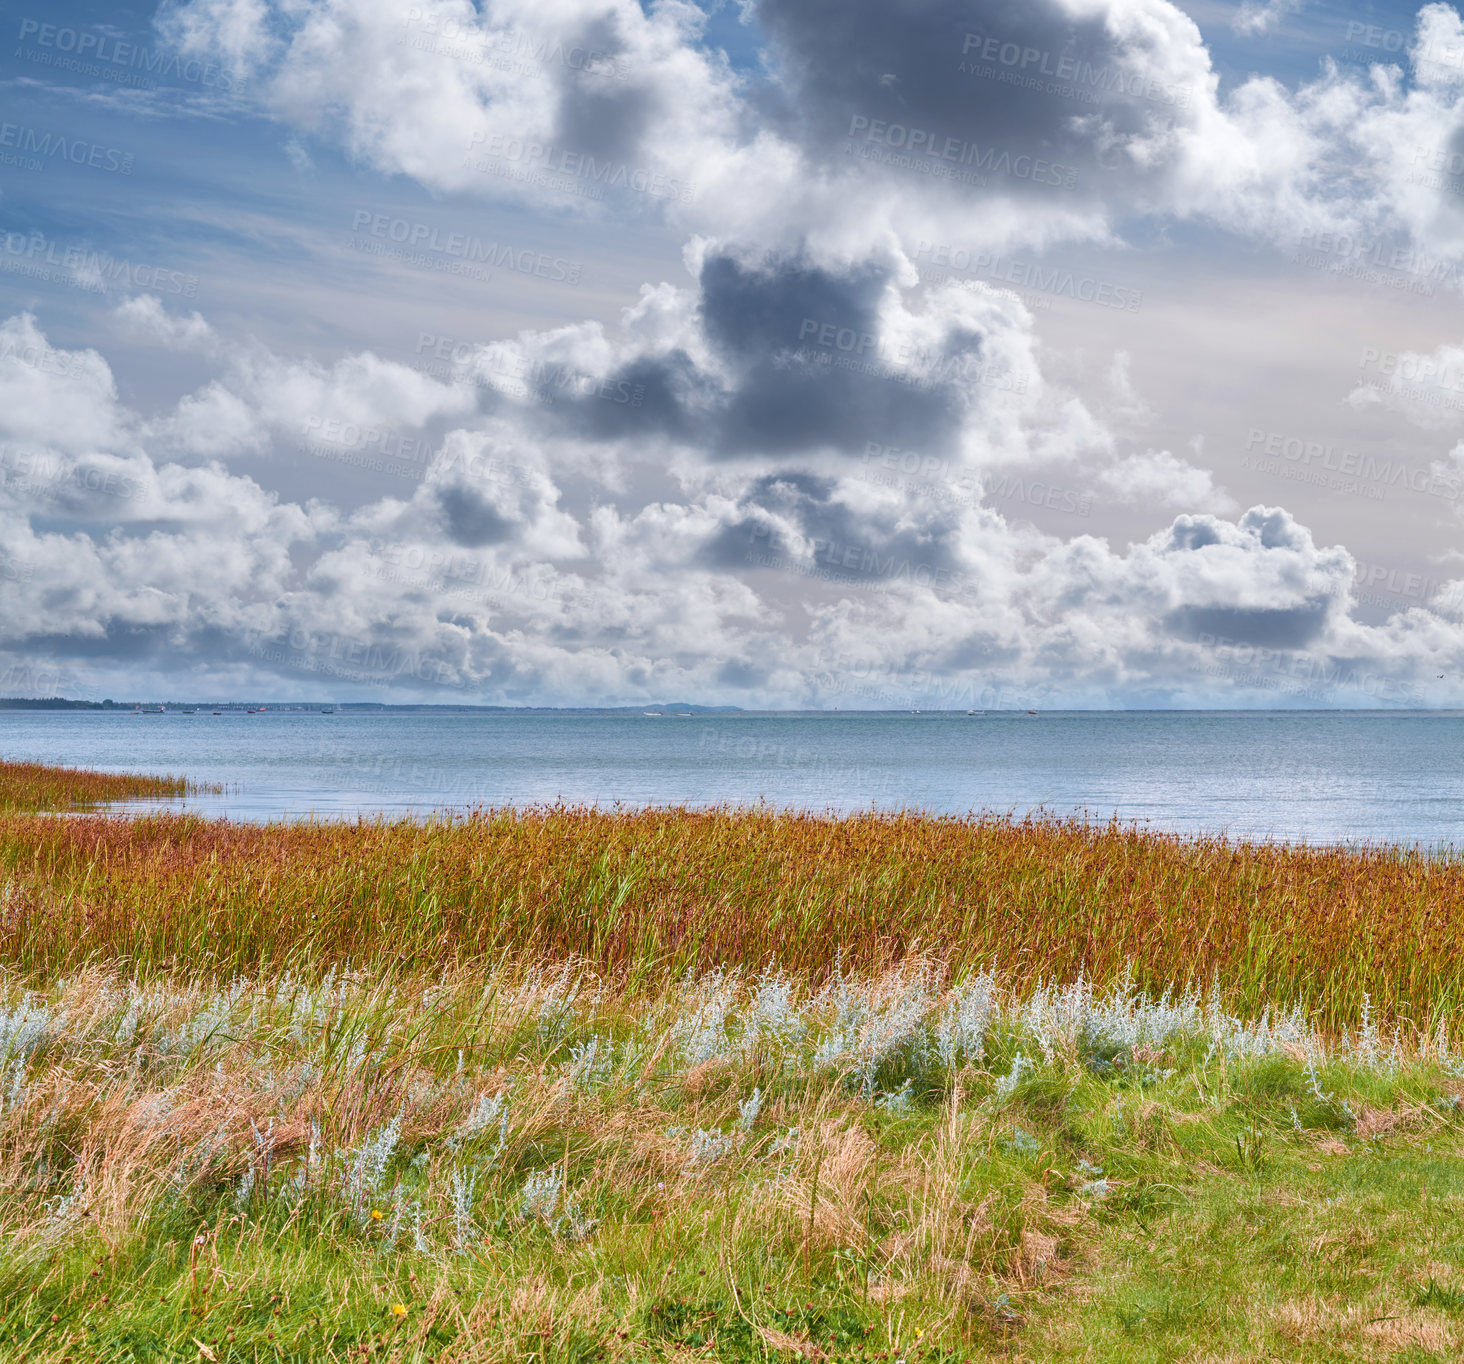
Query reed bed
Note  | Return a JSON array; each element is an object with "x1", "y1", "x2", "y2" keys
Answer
[
  {"x1": 0, "y1": 797, "x2": 1461, "y2": 1032},
  {"x1": 0, "y1": 760, "x2": 188, "y2": 812}
]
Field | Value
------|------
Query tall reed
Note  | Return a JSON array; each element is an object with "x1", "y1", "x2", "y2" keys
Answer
[
  {"x1": 0, "y1": 769, "x2": 1460, "y2": 1031},
  {"x1": 0, "y1": 760, "x2": 188, "y2": 812}
]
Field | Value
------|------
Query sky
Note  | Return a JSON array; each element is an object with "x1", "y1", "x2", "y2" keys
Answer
[{"x1": 2, "y1": 0, "x2": 1464, "y2": 708}]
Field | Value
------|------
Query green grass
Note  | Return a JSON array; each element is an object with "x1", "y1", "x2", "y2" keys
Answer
[{"x1": 0, "y1": 961, "x2": 1461, "y2": 1363}]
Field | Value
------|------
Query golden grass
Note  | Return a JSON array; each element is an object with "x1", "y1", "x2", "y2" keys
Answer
[
  {"x1": 0, "y1": 760, "x2": 188, "y2": 812},
  {"x1": 0, "y1": 792, "x2": 1460, "y2": 1031}
]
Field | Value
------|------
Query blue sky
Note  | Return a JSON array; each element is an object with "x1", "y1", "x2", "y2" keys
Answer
[{"x1": 3, "y1": 0, "x2": 1464, "y2": 707}]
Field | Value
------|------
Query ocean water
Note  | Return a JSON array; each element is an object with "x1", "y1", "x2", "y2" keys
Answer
[{"x1": 1, "y1": 708, "x2": 1462, "y2": 847}]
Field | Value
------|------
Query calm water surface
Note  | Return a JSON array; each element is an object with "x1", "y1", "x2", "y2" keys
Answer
[{"x1": 1, "y1": 709, "x2": 1460, "y2": 847}]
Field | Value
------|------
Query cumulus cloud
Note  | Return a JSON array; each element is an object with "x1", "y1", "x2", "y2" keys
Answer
[
  {"x1": 151, "y1": 0, "x2": 1464, "y2": 272},
  {"x1": 7, "y1": 299, "x2": 1460, "y2": 707},
  {"x1": 442, "y1": 239, "x2": 1111, "y2": 479},
  {"x1": 113, "y1": 295, "x2": 217, "y2": 350},
  {"x1": 0, "y1": 313, "x2": 129, "y2": 454},
  {"x1": 11, "y1": 1, "x2": 1464, "y2": 703},
  {"x1": 156, "y1": 0, "x2": 739, "y2": 211},
  {"x1": 1100, "y1": 449, "x2": 1238, "y2": 512}
]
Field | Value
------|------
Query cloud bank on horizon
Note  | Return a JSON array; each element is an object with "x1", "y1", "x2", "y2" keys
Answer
[{"x1": 3, "y1": 0, "x2": 1464, "y2": 706}]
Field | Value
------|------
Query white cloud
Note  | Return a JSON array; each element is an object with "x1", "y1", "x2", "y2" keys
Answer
[
  {"x1": 113, "y1": 294, "x2": 216, "y2": 350},
  {"x1": 5, "y1": 302, "x2": 1461, "y2": 706},
  {"x1": 1232, "y1": 0, "x2": 1304, "y2": 37},
  {"x1": 148, "y1": 0, "x2": 1464, "y2": 276},
  {"x1": 1100, "y1": 448, "x2": 1238, "y2": 512},
  {"x1": 13, "y1": 3, "x2": 1464, "y2": 703}
]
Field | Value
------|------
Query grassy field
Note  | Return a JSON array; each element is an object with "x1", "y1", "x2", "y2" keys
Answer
[{"x1": 2, "y1": 761, "x2": 1464, "y2": 1361}]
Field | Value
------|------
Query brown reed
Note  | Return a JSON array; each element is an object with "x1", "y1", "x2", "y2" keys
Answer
[{"x1": 0, "y1": 761, "x2": 1461, "y2": 1032}]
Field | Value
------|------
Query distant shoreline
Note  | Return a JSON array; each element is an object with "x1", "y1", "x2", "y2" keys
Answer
[
  {"x1": 1, "y1": 696, "x2": 1458, "y2": 715},
  {"x1": 0, "y1": 695, "x2": 745, "y2": 714}
]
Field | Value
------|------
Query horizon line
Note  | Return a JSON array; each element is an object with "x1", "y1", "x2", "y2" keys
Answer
[{"x1": 2, "y1": 697, "x2": 1461, "y2": 715}]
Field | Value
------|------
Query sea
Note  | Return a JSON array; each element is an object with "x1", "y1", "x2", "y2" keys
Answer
[{"x1": 2, "y1": 708, "x2": 1462, "y2": 848}]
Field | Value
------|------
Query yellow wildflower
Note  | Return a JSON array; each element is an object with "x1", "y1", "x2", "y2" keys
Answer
[{"x1": 391, "y1": 1303, "x2": 408, "y2": 1317}]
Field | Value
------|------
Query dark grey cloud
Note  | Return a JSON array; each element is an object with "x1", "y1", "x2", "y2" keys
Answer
[
  {"x1": 753, "y1": 0, "x2": 1195, "y2": 203},
  {"x1": 545, "y1": 249, "x2": 980, "y2": 458},
  {"x1": 437, "y1": 482, "x2": 517, "y2": 547},
  {"x1": 1166, "y1": 601, "x2": 1332, "y2": 648},
  {"x1": 550, "y1": 12, "x2": 659, "y2": 164},
  {"x1": 699, "y1": 469, "x2": 970, "y2": 587}
]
